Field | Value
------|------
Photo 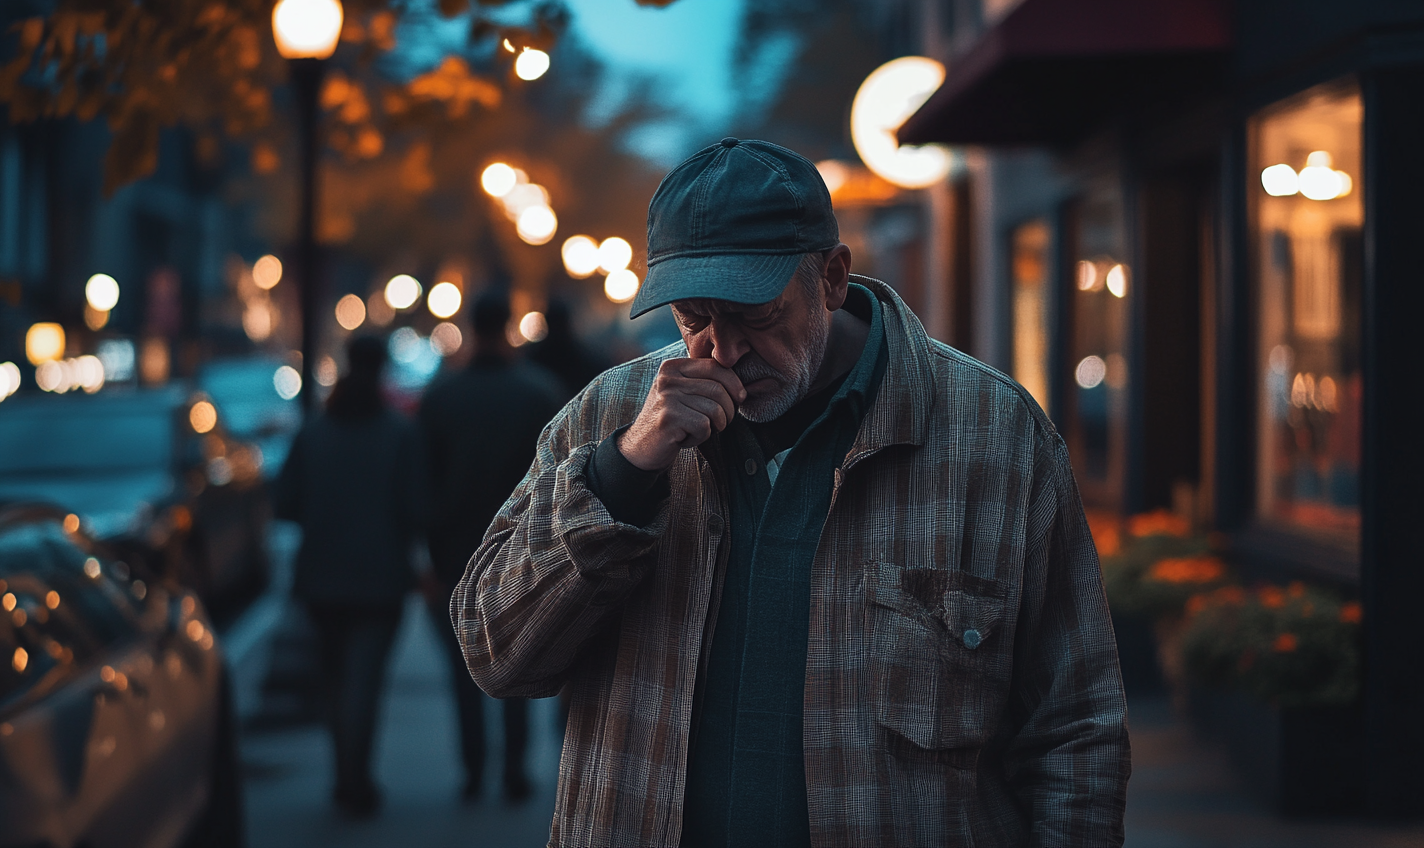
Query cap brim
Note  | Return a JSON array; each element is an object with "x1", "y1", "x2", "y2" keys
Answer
[{"x1": 629, "y1": 252, "x2": 804, "y2": 318}]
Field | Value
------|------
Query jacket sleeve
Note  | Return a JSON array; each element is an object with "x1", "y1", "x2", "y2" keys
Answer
[
  {"x1": 451, "y1": 396, "x2": 668, "y2": 699},
  {"x1": 1003, "y1": 433, "x2": 1131, "y2": 847}
]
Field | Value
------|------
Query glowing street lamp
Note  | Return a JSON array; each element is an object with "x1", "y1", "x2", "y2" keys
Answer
[
  {"x1": 851, "y1": 56, "x2": 954, "y2": 189},
  {"x1": 515, "y1": 48, "x2": 550, "y2": 81},
  {"x1": 273, "y1": 0, "x2": 343, "y2": 411},
  {"x1": 272, "y1": 0, "x2": 343, "y2": 60}
]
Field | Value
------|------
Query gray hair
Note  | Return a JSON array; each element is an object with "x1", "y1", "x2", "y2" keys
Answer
[{"x1": 792, "y1": 249, "x2": 832, "y2": 297}]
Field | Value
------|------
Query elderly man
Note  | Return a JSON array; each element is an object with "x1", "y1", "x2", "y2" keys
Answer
[{"x1": 454, "y1": 138, "x2": 1129, "y2": 847}]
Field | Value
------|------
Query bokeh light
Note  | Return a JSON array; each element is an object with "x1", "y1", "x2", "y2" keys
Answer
[
  {"x1": 430, "y1": 322, "x2": 463, "y2": 356},
  {"x1": 605, "y1": 269, "x2": 639, "y2": 303},
  {"x1": 0, "y1": 362, "x2": 21, "y2": 402},
  {"x1": 519, "y1": 311, "x2": 548, "y2": 343},
  {"x1": 85, "y1": 274, "x2": 120, "y2": 311},
  {"x1": 274, "y1": 365, "x2": 302, "y2": 400},
  {"x1": 562, "y1": 236, "x2": 600, "y2": 278},
  {"x1": 427, "y1": 282, "x2": 463, "y2": 319},
  {"x1": 334, "y1": 293, "x2": 366, "y2": 330},
  {"x1": 25, "y1": 323, "x2": 65, "y2": 365},
  {"x1": 480, "y1": 163, "x2": 518, "y2": 198},
  {"x1": 316, "y1": 355, "x2": 338, "y2": 386},
  {"x1": 253, "y1": 255, "x2": 283, "y2": 290},
  {"x1": 384, "y1": 274, "x2": 422, "y2": 310},
  {"x1": 517, "y1": 206, "x2": 558, "y2": 245},
  {"x1": 189, "y1": 400, "x2": 217, "y2": 434},
  {"x1": 271, "y1": 0, "x2": 343, "y2": 60},
  {"x1": 1261, "y1": 163, "x2": 1299, "y2": 197},
  {"x1": 366, "y1": 290, "x2": 395, "y2": 327},
  {"x1": 850, "y1": 56, "x2": 953, "y2": 189},
  {"x1": 1105, "y1": 264, "x2": 1128, "y2": 298},
  {"x1": 389, "y1": 327, "x2": 423, "y2": 364},
  {"x1": 515, "y1": 48, "x2": 550, "y2": 81},
  {"x1": 597, "y1": 237, "x2": 633, "y2": 274},
  {"x1": 1076, "y1": 355, "x2": 1107, "y2": 389}
]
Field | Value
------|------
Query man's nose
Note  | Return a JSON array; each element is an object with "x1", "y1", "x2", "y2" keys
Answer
[{"x1": 706, "y1": 318, "x2": 748, "y2": 368}]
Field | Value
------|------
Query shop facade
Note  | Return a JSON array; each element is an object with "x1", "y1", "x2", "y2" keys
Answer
[{"x1": 898, "y1": 0, "x2": 1424, "y2": 818}]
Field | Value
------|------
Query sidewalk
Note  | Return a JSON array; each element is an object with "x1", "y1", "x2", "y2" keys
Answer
[
  {"x1": 1124, "y1": 696, "x2": 1424, "y2": 847},
  {"x1": 239, "y1": 595, "x2": 561, "y2": 848}
]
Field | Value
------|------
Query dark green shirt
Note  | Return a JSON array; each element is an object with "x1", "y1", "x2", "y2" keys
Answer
[{"x1": 681, "y1": 284, "x2": 886, "y2": 848}]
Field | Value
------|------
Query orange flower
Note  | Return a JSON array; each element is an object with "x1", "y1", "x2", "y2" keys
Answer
[
  {"x1": 1339, "y1": 601, "x2": 1363, "y2": 624},
  {"x1": 1147, "y1": 556, "x2": 1225, "y2": 584},
  {"x1": 1085, "y1": 510, "x2": 1122, "y2": 556},
  {"x1": 1217, "y1": 586, "x2": 1247, "y2": 605},
  {"x1": 1259, "y1": 585, "x2": 1286, "y2": 609},
  {"x1": 1127, "y1": 509, "x2": 1190, "y2": 539},
  {"x1": 1273, "y1": 633, "x2": 1299, "y2": 652}
]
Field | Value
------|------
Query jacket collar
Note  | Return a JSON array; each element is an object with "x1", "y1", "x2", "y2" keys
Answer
[{"x1": 841, "y1": 275, "x2": 934, "y2": 471}]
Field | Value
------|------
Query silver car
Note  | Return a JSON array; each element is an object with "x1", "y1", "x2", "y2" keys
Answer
[{"x1": 0, "y1": 506, "x2": 239, "y2": 848}]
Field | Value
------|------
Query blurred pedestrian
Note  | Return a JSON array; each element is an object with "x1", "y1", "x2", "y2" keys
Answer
[
  {"x1": 273, "y1": 335, "x2": 425, "y2": 819},
  {"x1": 419, "y1": 291, "x2": 565, "y2": 803},
  {"x1": 526, "y1": 297, "x2": 613, "y2": 401}
]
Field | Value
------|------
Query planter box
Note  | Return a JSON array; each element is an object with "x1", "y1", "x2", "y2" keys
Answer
[{"x1": 1188, "y1": 687, "x2": 1365, "y2": 816}]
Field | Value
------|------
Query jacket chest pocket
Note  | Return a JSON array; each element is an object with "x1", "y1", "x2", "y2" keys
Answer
[{"x1": 865, "y1": 560, "x2": 1013, "y2": 751}]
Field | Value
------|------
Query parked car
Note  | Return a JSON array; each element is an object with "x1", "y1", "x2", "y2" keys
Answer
[
  {"x1": 0, "y1": 386, "x2": 269, "y2": 624},
  {"x1": 0, "y1": 505, "x2": 240, "y2": 848}
]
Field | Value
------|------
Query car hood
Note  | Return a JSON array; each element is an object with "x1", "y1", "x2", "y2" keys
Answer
[{"x1": 0, "y1": 470, "x2": 174, "y2": 539}]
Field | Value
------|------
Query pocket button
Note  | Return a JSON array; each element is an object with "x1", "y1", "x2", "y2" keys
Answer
[{"x1": 962, "y1": 628, "x2": 982, "y2": 650}]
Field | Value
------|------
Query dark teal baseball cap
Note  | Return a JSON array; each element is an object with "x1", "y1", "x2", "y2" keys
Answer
[{"x1": 629, "y1": 137, "x2": 839, "y2": 318}]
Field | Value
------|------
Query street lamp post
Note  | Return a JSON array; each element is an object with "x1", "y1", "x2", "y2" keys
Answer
[{"x1": 272, "y1": 0, "x2": 343, "y2": 414}]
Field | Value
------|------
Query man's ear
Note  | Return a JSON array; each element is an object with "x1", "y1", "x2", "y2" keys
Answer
[{"x1": 822, "y1": 243, "x2": 853, "y2": 311}]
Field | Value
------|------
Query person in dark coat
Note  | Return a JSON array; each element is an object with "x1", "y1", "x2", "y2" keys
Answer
[
  {"x1": 419, "y1": 291, "x2": 566, "y2": 803},
  {"x1": 526, "y1": 297, "x2": 613, "y2": 401},
  {"x1": 273, "y1": 335, "x2": 426, "y2": 818}
]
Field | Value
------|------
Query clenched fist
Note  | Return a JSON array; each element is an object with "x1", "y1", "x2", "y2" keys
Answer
[{"x1": 617, "y1": 358, "x2": 746, "y2": 472}]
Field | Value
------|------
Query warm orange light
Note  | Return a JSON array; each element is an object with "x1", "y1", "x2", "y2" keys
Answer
[
  {"x1": 253, "y1": 255, "x2": 283, "y2": 289},
  {"x1": 25, "y1": 323, "x2": 65, "y2": 365},
  {"x1": 190, "y1": 400, "x2": 218, "y2": 434},
  {"x1": 334, "y1": 293, "x2": 366, "y2": 330},
  {"x1": 272, "y1": 0, "x2": 343, "y2": 60}
]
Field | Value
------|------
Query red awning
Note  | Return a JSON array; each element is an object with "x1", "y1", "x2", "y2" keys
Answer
[{"x1": 897, "y1": 0, "x2": 1231, "y2": 146}]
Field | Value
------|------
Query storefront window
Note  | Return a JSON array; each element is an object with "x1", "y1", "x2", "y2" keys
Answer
[
  {"x1": 1251, "y1": 80, "x2": 1362, "y2": 542},
  {"x1": 1066, "y1": 188, "x2": 1130, "y2": 507},
  {"x1": 1011, "y1": 219, "x2": 1051, "y2": 414}
]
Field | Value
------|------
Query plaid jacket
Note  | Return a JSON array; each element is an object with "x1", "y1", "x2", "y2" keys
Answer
[{"x1": 454, "y1": 276, "x2": 1130, "y2": 848}]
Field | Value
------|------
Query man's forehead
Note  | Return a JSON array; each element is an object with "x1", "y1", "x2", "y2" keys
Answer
[{"x1": 672, "y1": 296, "x2": 780, "y2": 315}]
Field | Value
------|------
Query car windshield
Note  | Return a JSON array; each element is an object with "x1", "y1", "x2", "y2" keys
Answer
[{"x1": 0, "y1": 391, "x2": 176, "y2": 476}]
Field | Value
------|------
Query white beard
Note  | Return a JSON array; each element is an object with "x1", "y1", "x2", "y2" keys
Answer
[{"x1": 734, "y1": 305, "x2": 829, "y2": 423}]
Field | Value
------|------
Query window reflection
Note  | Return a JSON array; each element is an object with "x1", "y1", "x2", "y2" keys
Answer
[
  {"x1": 1251, "y1": 80, "x2": 1362, "y2": 542},
  {"x1": 1011, "y1": 219, "x2": 1052, "y2": 414},
  {"x1": 1066, "y1": 188, "x2": 1130, "y2": 507}
]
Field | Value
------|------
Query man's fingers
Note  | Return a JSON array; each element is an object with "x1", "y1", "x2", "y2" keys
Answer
[
  {"x1": 676, "y1": 393, "x2": 729, "y2": 435},
  {"x1": 668, "y1": 374, "x2": 737, "y2": 425},
  {"x1": 674, "y1": 358, "x2": 747, "y2": 405}
]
